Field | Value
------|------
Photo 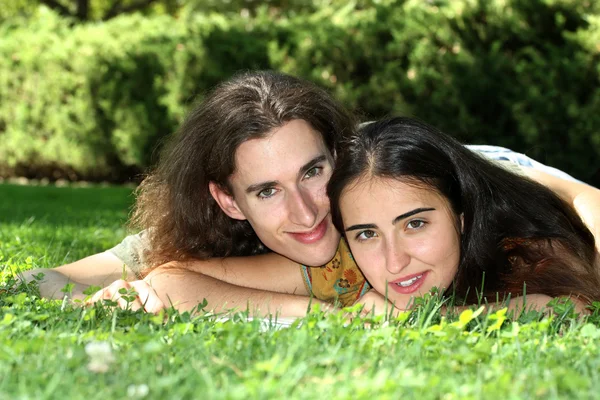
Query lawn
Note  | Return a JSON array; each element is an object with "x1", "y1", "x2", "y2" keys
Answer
[{"x1": 1, "y1": 183, "x2": 600, "y2": 399}]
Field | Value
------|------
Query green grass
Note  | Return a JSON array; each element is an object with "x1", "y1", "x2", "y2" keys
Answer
[{"x1": 2, "y1": 183, "x2": 600, "y2": 399}]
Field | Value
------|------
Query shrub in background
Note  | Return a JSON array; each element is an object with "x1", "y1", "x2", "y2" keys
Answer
[
  {"x1": 0, "y1": 9, "x2": 273, "y2": 180},
  {"x1": 272, "y1": 0, "x2": 600, "y2": 181},
  {"x1": 0, "y1": 0, "x2": 598, "y2": 183}
]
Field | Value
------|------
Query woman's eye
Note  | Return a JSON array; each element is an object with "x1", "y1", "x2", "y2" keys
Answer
[
  {"x1": 356, "y1": 230, "x2": 378, "y2": 241},
  {"x1": 407, "y1": 220, "x2": 426, "y2": 230},
  {"x1": 304, "y1": 166, "x2": 322, "y2": 179},
  {"x1": 257, "y1": 188, "x2": 276, "y2": 199}
]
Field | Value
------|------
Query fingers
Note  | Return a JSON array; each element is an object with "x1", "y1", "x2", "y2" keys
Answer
[
  {"x1": 85, "y1": 279, "x2": 165, "y2": 313},
  {"x1": 86, "y1": 279, "x2": 130, "y2": 306},
  {"x1": 129, "y1": 280, "x2": 166, "y2": 313}
]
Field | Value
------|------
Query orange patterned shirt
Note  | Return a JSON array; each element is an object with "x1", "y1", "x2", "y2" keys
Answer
[{"x1": 299, "y1": 238, "x2": 370, "y2": 307}]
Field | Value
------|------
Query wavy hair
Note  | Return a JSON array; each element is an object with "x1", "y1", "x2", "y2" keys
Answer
[
  {"x1": 132, "y1": 71, "x2": 354, "y2": 267},
  {"x1": 328, "y1": 117, "x2": 600, "y2": 304}
]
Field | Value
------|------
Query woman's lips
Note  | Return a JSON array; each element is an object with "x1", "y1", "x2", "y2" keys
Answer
[
  {"x1": 288, "y1": 218, "x2": 328, "y2": 244},
  {"x1": 388, "y1": 271, "x2": 429, "y2": 294}
]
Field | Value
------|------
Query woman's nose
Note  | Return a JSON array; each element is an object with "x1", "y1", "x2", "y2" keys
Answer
[{"x1": 385, "y1": 240, "x2": 410, "y2": 274}]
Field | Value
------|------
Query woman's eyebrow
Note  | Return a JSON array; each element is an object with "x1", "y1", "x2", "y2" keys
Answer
[
  {"x1": 345, "y1": 223, "x2": 377, "y2": 232},
  {"x1": 345, "y1": 208, "x2": 435, "y2": 232},
  {"x1": 392, "y1": 208, "x2": 435, "y2": 224}
]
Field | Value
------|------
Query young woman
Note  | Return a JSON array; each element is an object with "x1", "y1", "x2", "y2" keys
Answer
[
  {"x1": 328, "y1": 117, "x2": 600, "y2": 313},
  {"x1": 21, "y1": 72, "x2": 598, "y2": 316}
]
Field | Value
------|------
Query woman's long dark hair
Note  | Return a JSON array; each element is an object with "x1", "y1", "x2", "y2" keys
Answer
[
  {"x1": 328, "y1": 117, "x2": 600, "y2": 304},
  {"x1": 132, "y1": 71, "x2": 355, "y2": 267}
]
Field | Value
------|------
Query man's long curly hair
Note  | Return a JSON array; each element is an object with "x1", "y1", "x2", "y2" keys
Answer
[{"x1": 131, "y1": 71, "x2": 355, "y2": 268}]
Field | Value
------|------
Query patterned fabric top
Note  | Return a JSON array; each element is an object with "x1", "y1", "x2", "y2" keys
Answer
[
  {"x1": 299, "y1": 238, "x2": 370, "y2": 307},
  {"x1": 108, "y1": 230, "x2": 148, "y2": 278},
  {"x1": 466, "y1": 145, "x2": 581, "y2": 183}
]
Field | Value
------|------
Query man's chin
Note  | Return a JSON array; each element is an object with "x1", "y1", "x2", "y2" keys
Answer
[
  {"x1": 294, "y1": 245, "x2": 339, "y2": 267},
  {"x1": 299, "y1": 258, "x2": 332, "y2": 267}
]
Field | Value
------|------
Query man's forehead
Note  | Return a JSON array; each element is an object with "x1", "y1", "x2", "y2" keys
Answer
[{"x1": 231, "y1": 120, "x2": 330, "y2": 181}]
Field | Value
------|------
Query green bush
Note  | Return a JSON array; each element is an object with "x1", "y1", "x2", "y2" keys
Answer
[
  {"x1": 271, "y1": 0, "x2": 600, "y2": 181},
  {"x1": 0, "y1": 9, "x2": 274, "y2": 180},
  {"x1": 0, "y1": 0, "x2": 598, "y2": 182}
]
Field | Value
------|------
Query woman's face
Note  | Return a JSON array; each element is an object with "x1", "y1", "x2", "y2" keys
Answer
[{"x1": 339, "y1": 176, "x2": 461, "y2": 308}]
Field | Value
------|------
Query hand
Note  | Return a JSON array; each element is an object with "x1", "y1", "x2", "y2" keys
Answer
[
  {"x1": 354, "y1": 290, "x2": 407, "y2": 317},
  {"x1": 86, "y1": 279, "x2": 166, "y2": 313},
  {"x1": 441, "y1": 294, "x2": 590, "y2": 317},
  {"x1": 525, "y1": 294, "x2": 589, "y2": 315}
]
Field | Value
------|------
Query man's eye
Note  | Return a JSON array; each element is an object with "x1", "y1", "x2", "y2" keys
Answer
[
  {"x1": 356, "y1": 230, "x2": 378, "y2": 241},
  {"x1": 407, "y1": 220, "x2": 426, "y2": 229},
  {"x1": 258, "y1": 188, "x2": 276, "y2": 199},
  {"x1": 304, "y1": 166, "x2": 322, "y2": 179}
]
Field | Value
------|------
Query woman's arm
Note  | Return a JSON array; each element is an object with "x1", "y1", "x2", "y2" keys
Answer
[
  {"x1": 355, "y1": 290, "x2": 585, "y2": 317},
  {"x1": 524, "y1": 168, "x2": 600, "y2": 252}
]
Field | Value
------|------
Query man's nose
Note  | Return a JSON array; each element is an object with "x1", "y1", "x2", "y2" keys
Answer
[{"x1": 288, "y1": 189, "x2": 318, "y2": 228}]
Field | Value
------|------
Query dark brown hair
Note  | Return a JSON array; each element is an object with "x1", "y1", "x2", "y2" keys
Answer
[
  {"x1": 132, "y1": 71, "x2": 354, "y2": 267},
  {"x1": 328, "y1": 117, "x2": 600, "y2": 304}
]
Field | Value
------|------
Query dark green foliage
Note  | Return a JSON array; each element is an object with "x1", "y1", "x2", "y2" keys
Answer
[{"x1": 1, "y1": 0, "x2": 598, "y2": 182}]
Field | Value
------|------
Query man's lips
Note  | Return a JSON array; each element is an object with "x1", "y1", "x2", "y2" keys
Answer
[
  {"x1": 388, "y1": 271, "x2": 429, "y2": 295},
  {"x1": 288, "y1": 218, "x2": 328, "y2": 244}
]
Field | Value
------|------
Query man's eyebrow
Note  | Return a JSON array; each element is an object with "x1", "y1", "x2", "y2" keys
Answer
[
  {"x1": 246, "y1": 180, "x2": 278, "y2": 194},
  {"x1": 345, "y1": 208, "x2": 435, "y2": 232},
  {"x1": 299, "y1": 155, "x2": 327, "y2": 176},
  {"x1": 392, "y1": 208, "x2": 435, "y2": 224},
  {"x1": 245, "y1": 155, "x2": 328, "y2": 194}
]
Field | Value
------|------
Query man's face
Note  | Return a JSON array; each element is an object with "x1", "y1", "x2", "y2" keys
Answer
[{"x1": 216, "y1": 119, "x2": 341, "y2": 266}]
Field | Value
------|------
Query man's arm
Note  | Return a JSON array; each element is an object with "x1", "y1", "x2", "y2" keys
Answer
[
  {"x1": 25, "y1": 245, "x2": 309, "y2": 302},
  {"x1": 162, "y1": 252, "x2": 310, "y2": 296},
  {"x1": 143, "y1": 266, "x2": 324, "y2": 317},
  {"x1": 18, "y1": 251, "x2": 137, "y2": 300}
]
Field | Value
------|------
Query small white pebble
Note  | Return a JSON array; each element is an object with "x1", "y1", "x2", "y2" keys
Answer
[{"x1": 127, "y1": 384, "x2": 150, "y2": 398}]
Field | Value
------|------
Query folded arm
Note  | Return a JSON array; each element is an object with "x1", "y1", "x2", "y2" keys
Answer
[
  {"x1": 18, "y1": 251, "x2": 136, "y2": 300},
  {"x1": 161, "y1": 252, "x2": 310, "y2": 296},
  {"x1": 142, "y1": 266, "x2": 325, "y2": 317}
]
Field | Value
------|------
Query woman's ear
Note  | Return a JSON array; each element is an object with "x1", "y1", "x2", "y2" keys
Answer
[
  {"x1": 208, "y1": 181, "x2": 247, "y2": 221},
  {"x1": 460, "y1": 213, "x2": 464, "y2": 233}
]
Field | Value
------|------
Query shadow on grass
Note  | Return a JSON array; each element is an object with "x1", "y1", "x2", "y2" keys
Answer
[
  {"x1": 0, "y1": 183, "x2": 134, "y2": 225},
  {"x1": 0, "y1": 183, "x2": 136, "y2": 264}
]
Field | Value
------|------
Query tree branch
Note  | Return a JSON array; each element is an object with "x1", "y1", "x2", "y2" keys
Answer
[
  {"x1": 104, "y1": 0, "x2": 124, "y2": 21},
  {"x1": 76, "y1": 0, "x2": 89, "y2": 21},
  {"x1": 103, "y1": 0, "x2": 158, "y2": 20}
]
